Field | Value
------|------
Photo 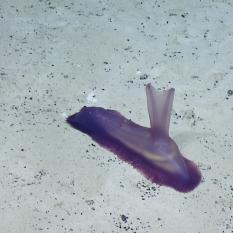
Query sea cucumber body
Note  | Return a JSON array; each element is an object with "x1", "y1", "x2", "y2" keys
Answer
[{"x1": 67, "y1": 106, "x2": 201, "y2": 192}]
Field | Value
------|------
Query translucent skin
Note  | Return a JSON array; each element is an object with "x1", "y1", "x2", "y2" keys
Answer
[{"x1": 67, "y1": 84, "x2": 202, "y2": 192}]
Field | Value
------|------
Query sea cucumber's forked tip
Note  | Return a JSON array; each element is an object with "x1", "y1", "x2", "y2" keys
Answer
[{"x1": 146, "y1": 83, "x2": 175, "y2": 135}]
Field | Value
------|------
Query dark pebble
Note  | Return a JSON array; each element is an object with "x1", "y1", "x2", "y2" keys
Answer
[{"x1": 227, "y1": 89, "x2": 233, "y2": 96}]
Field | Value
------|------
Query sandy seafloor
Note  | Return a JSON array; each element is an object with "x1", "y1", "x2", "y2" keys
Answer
[{"x1": 0, "y1": 0, "x2": 233, "y2": 232}]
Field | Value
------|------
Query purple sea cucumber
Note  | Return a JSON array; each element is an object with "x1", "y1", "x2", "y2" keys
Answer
[{"x1": 67, "y1": 84, "x2": 201, "y2": 192}]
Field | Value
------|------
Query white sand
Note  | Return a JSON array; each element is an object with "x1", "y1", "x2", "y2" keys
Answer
[{"x1": 0, "y1": 0, "x2": 232, "y2": 232}]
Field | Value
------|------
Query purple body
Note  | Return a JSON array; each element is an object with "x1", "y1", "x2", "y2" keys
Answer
[{"x1": 67, "y1": 84, "x2": 201, "y2": 192}]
